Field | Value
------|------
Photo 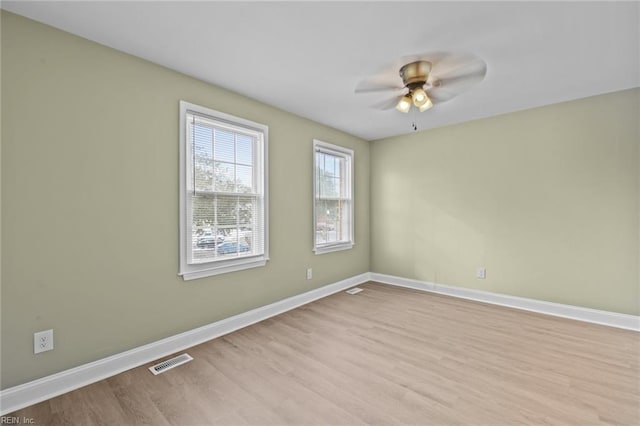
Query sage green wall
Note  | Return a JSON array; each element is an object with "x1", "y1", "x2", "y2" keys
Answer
[
  {"x1": 371, "y1": 88, "x2": 639, "y2": 316},
  {"x1": 0, "y1": 12, "x2": 370, "y2": 389}
]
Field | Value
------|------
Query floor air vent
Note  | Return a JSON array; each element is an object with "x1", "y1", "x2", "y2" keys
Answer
[
  {"x1": 346, "y1": 287, "x2": 363, "y2": 295},
  {"x1": 149, "y1": 353, "x2": 193, "y2": 375}
]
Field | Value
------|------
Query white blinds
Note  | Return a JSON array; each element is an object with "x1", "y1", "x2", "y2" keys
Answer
[{"x1": 186, "y1": 112, "x2": 265, "y2": 265}]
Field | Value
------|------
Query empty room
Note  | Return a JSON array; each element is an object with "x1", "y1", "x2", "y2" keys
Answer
[{"x1": 1, "y1": 1, "x2": 638, "y2": 425}]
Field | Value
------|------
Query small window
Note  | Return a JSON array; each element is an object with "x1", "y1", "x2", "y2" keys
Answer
[
  {"x1": 313, "y1": 140, "x2": 354, "y2": 254},
  {"x1": 179, "y1": 101, "x2": 268, "y2": 280}
]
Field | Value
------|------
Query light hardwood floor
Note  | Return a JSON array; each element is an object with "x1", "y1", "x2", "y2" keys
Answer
[{"x1": 9, "y1": 282, "x2": 640, "y2": 425}]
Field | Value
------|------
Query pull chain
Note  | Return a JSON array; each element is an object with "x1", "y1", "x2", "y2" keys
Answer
[{"x1": 411, "y1": 106, "x2": 418, "y2": 131}]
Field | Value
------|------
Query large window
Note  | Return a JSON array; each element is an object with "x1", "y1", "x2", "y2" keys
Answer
[
  {"x1": 179, "y1": 101, "x2": 268, "y2": 280},
  {"x1": 313, "y1": 140, "x2": 354, "y2": 254}
]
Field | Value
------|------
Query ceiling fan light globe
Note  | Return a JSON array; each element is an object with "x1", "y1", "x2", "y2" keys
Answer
[
  {"x1": 412, "y1": 88, "x2": 429, "y2": 107},
  {"x1": 396, "y1": 95, "x2": 412, "y2": 113},
  {"x1": 419, "y1": 98, "x2": 434, "y2": 112}
]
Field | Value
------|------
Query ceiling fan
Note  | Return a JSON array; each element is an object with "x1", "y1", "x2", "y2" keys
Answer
[{"x1": 355, "y1": 52, "x2": 487, "y2": 114}]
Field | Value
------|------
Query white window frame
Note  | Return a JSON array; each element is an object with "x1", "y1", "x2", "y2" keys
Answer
[
  {"x1": 313, "y1": 139, "x2": 354, "y2": 254},
  {"x1": 179, "y1": 101, "x2": 269, "y2": 280}
]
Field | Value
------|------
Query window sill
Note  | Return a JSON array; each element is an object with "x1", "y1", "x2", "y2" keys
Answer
[
  {"x1": 180, "y1": 256, "x2": 268, "y2": 280},
  {"x1": 313, "y1": 243, "x2": 354, "y2": 255}
]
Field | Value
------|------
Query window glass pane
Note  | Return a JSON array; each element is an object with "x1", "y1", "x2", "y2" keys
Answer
[
  {"x1": 334, "y1": 156, "x2": 342, "y2": 180},
  {"x1": 320, "y1": 176, "x2": 340, "y2": 199},
  {"x1": 218, "y1": 224, "x2": 253, "y2": 258},
  {"x1": 215, "y1": 195, "x2": 238, "y2": 227},
  {"x1": 237, "y1": 196, "x2": 255, "y2": 226},
  {"x1": 194, "y1": 162, "x2": 213, "y2": 192},
  {"x1": 315, "y1": 199, "x2": 343, "y2": 244},
  {"x1": 191, "y1": 194, "x2": 217, "y2": 264},
  {"x1": 317, "y1": 152, "x2": 344, "y2": 198},
  {"x1": 318, "y1": 156, "x2": 326, "y2": 196},
  {"x1": 324, "y1": 153, "x2": 335, "y2": 177},
  {"x1": 236, "y1": 165, "x2": 253, "y2": 193},
  {"x1": 194, "y1": 125, "x2": 213, "y2": 159},
  {"x1": 215, "y1": 162, "x2": 235, "y2": 192},
  {"x1": 193, "y1": 125, "x2": 213, "y2": 191},
  {"x1": 315, "y1": 156, "x2": 321, "y2": 196},
  {"x1": 237, "y1": 134, "x2": 253, "y2": 165},
  {"x1": 214, "y1": 128, "x2": 235, "y2": 163},
  {"x1": 315, "y1": 152, "x2": 323, "y2": 195},
  {"x1": 192, "y1": 194, "x2": 215, "y2": 232},
  {"x1": 192, "y1": 244, "x2": 216, "y2": 264}
]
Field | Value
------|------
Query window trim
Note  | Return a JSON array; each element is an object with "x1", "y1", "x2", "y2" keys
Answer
[
  {"x1": 313, "y1": 139, "x2": 354, "y2": 254},
  {"x1": 179, "y1": 101, "x2": 269, "y2": 280}
]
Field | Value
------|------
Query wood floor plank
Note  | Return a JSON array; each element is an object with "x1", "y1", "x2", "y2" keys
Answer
[{"x1": 8, "y1": 282, "x2": 639, "y2": 425}]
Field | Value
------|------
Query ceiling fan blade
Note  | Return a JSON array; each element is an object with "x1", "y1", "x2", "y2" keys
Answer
[
  {"x1": 442, "y1": 59, "x2": 487, "y2": 78},
  {"x1": 434, "y1": 68, "x2": 486, "y2": 90},
  {"x1": 427, "y1": 88, "x2": 458, "y2": 104},
  {"x1": 355, "y1": 81, "x2": 404, "y2": 94},
  {"x1": 430, "y1": 52, "x2": 483, "y2": 74},
  {"x1": 371, "y1": 96, "x2": 402, "y2": 110},
  {"x1": 431, "y1": 60, "x2": 487, "y2": 92}
]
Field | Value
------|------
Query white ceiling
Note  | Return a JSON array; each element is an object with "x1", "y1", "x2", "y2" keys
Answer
[{"x1": 3, "y1": 1, "x2": 639, "y2": 141}]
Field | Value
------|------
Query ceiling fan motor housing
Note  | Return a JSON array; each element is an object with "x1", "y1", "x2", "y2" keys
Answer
[{"x1": 399, "y1": 61, "x2": 432, "y2": 87}]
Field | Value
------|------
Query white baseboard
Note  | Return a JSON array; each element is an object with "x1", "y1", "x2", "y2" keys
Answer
[
  {"x1": 370, "y1": 272, "x2": 640, "y2": 332},
  {"x1": 0, "y1": 272, "x2": 370, "y2": 416},
  {"x1": 3, "y1": 271, "x2": 638, "y2": 415}
]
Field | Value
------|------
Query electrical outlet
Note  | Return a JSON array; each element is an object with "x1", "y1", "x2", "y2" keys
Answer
[
  {"x1": 477, "y1": 267, "x2": 487, "y2": 279},
  {"x1": 306, "y1": 268, "x2": 312, "y2": 280},
  {"x1": 34, "y1": 329, "x2": 54, "y2": 354}
]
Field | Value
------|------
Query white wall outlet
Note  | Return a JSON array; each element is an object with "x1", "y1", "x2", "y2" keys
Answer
[
  {"x1": 306, "y1": 268, "x2": 313, "y2": 280},
  {"x1": 477, "y1": 267, "x2": 487, "y2": 279},
  {"x1": 34, "y1": 329, "x2": 54, "y2": 354}
]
